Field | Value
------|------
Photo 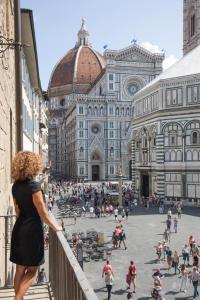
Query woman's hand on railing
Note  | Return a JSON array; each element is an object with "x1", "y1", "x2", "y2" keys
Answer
[{"x1": 55, "y1": 225, "x2": 63, "y2": 232}]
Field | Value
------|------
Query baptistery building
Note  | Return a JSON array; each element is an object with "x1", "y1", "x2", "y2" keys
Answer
[
  {"x1": 131, "y1": 0, "x2": 200, "y2": 203},
  {"x1": 48, "y1": 19, "x2": 164, "y2": 180}
]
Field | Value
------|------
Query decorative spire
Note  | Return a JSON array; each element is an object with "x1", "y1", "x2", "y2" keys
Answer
[
  {"x1": 81, "y1": 17, "x2": 87, "y2": 31},
  {"x1": 77, "y1": 17, "x2": 90, "y2": 47}
]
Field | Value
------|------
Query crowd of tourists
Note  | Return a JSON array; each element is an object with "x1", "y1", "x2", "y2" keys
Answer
[{"x1": 46, "y1": 179, "x2": 200, "y2": 300}]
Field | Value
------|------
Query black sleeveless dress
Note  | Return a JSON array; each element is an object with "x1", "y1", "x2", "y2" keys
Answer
[{"x1": 10, "y1": 180, "x2": 44, "y2": 266}]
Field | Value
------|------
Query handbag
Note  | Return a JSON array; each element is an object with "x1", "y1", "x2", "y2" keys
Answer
[{"x1": 126, "y1": 274, "x2": 131, "y2": 285}]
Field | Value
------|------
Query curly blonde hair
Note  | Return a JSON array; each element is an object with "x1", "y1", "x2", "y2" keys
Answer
[{"x1": 11, "y1": 151, "x2": 43, "y2": 181}]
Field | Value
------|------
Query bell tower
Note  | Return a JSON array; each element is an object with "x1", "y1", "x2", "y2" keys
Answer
[{"x1": 183, "y1": 0, "x2": 200, "y2": 55}]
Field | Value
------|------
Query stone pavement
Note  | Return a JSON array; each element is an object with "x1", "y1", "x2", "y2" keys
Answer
[{"x1": 60, "y1": 206, "x2": 200, "y2": 300}]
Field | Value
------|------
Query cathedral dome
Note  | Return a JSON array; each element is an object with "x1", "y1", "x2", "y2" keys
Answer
[{"x1": 48, "y1": 19, "x2": 105, "y2": 95}]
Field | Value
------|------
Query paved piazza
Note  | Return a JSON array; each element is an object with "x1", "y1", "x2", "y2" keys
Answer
[{"x1": 60, "y1": 206, "x2": 200, "y2": 300}]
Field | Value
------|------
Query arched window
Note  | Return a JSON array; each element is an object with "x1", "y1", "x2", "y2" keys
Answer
[
  {"x1": 100, "y1": 106, "x2": 104, "y2": 115},
  {"x1": 136, "y1": 141, "x2": 140, "y2": 149},
  {"x1": 192, "y1": 131, "x2": 198, "y2": 144},
  {"x1": 126, "y1": 107, "x2": 130, "y2": 115},
  {"x1": 110, "y1": 147, "x2": 114, "y2": 158},
  {"x1": 116, "y1": 107, "x2": 119, "y2": 116},
  {"x1": 80, "y1": 147, "x2": 84, "y2": 153},
  {"x1": 88, "y1": 106, "x2": 91, "y2": 115},
  {"x1": 110, "y1": 165, "x2": 114, "y2": 175},
  {"x1": 190, "y1": 14, "x2": 196, "y2": 37},
  {"x1": 121, "y1": 107, "x2": 124, "y2": 115},
  {"x1": 163, "y1": 123, "x2": 182, "y2": 147},
  {"x1": 170, "y1": 135, "x2": 176, "y2": 146},
  {"x1": 60, "y1": 98, "x2": 65, "y2": 106},
  {"x1": 142, "y1": 137, "x2": 147, "y2": 148},
  {"x1": 94, "y1": 106, "x2": 98, "y2": 116},
  {"x1": 99, "y1": 86, "x2": 102, "y2": 96}
]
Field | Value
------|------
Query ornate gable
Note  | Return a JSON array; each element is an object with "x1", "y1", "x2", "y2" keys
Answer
[{"x1": 104, "y1": 43, "x2": 164, "y2": 63}]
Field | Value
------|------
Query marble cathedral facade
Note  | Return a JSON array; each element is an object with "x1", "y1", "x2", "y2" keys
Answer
[
  {"x1": 48, "y1": 20, "x2": 164, "y2": 181},
  {"x1": 131, "y1": 0, "x2": 200, "y2": 204}
]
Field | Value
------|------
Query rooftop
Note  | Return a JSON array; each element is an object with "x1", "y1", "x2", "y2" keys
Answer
[{"x1": 135, "y1": 44, "x2": 200, "y2": 97}]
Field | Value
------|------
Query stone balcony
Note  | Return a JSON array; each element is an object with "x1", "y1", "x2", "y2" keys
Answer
[{"x1": 0, "y1": 213, "x2": 98, "y2": 300}]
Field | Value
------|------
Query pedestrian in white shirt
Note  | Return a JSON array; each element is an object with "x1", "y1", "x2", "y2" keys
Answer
[
  {"x1": 105, "y1": 271, "x2": 114, "y2": 300},
  {"x1": 89, "y1": 206, "x2": 94, "y2": 218},
  {"x1": 190, "y1": 267, "x2": 200, "y2": 298},
  {"x1": 114, "y1": 208, "x2": 118, "y2": 221}
]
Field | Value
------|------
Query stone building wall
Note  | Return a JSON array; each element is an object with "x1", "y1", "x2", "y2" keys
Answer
[
  {"x1": 183, "y1": 0, "x2": 200, "y2": 55},
  {"x1": 0, "y1": 0, "x2": 16, "y2": 286}
]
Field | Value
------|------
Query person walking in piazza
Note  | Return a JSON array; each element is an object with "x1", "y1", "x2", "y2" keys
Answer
[
  {"x1": 114, "y1": 207, "x2": 118, "y2": 221},
  {"x1": 125, "y1": 208, "x2": 129, "y2": 220},
  {"x1": 102, "y1": 260, "x2": 113, "y2": 278},
  {"x1": 166, "y1": 218, "x2": 171, "y2": 232},
  {"x1": 36, "y1": 268, "x2": 47, "y2": 284},
  {"x1": 189, "y1": 235, "x2": 196, "y2": 254},
  {"x1": 10, "y1": 151, "x2": 63, "y2": 300},
  {"x1": 191, "y1": 242, "x2": 200, "y2": 257},
  {"x1": 73, "y1": 211, "x2": 77, "y2": 224},
  {"x1": 127, "y1": 261, "x2": 136, "y2": 293},
  {"x1": 119, "y1": 228, "x2": 127, "y2": 250},
  {"x1": 166, "y1": 246, "x2": 173, "y2": 270},
  {"x1": 179, "y1": 264, "x2": 188, "y2": 293},
  {"x1": 190, "y1": 266, "x2": 200, "y2": 298},
  {"x1": 167, "y1": 208, "x2": 172, "y2": 219},
  {"x1": 155, "y1": 242, "x2": 163, "y2": 263},
  {"x1": 164, "y1": 228, "x2": 170, "y2": 243},
  {"x1": 121, "y1": 208, "x2": 125, "y2": 220},
  {"x1": 177, "y1": 204, "x2": 182, "y2": 219},
  {"x1": 182, "y1": 244, "x2": 190, "y2": 266},
  {"x1": 173, "y1": 217, "x2": 178, "y2": 233},
  {"x1": 104, "y1": 270, "x2": 114, "y2": 300},
  {"x1": 89, "y1": 205, "x2": 94, "y2": 218},
  {"x1": 172, "y1": 251, "x2": 180, "y2": 275},
  {"x1": 192, "y1": 252, "x2": 199, "y2": 268}
]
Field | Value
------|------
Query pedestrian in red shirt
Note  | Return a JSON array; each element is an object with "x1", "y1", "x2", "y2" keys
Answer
[
  {"x1": 102, "y1": 260, "x2": 113, "y2": 278},
  {"x1": 128, "y1": 261, "x2": 136, "y2": 293}
]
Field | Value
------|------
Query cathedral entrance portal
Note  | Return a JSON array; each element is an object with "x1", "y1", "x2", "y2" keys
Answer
[
  {"x1": 141, "y1": 174, "x2": 149, "y2": 197},
  {"x1": 92, "y1": 165, "x2": 100, "y2": 181}
]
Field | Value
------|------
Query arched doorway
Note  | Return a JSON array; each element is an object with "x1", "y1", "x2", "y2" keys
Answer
[
  {"x1": 90, "y1": 150, "x2": 102, "y2": 181},
  {"x1": 92, "y1": 165, "x2": 100, "y2": 181}
]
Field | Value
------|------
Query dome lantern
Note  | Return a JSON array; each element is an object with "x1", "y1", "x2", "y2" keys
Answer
[{"x1": 77, "y1": 17, "x2": 90, "y2": 47}]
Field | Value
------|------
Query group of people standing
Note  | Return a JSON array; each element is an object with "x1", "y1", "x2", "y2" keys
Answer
[
  {"x1": 102, "y1": 260, "x2": 136, "y2": 300},
  {"x1": 153, "y1": 206, "x2": 200, "y2": 299}
]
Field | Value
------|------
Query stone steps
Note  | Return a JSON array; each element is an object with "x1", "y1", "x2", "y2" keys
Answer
[{"x1": 0, "y1": 284, "x2": 51, "y2": 299}]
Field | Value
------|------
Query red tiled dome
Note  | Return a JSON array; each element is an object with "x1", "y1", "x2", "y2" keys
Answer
[{"x1": 48, "y1": 45, "x2": 105, "y2": 94}]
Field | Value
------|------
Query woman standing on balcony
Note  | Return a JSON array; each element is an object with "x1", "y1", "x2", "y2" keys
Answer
[{"x1": 10, "y1": 151, "x2": 62, "y2": 300}]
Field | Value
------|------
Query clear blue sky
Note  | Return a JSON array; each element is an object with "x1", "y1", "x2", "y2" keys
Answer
[{"x1": 21, "y1": 0, "x2": 183, "y2": 90}]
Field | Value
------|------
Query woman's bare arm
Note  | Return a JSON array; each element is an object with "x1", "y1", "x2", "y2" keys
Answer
[
  {"x1": 13, "y1": 198, "x2": 20, "y2": 217},
  {"x1": 32, "y1": 191, "x2": 62, "y2": 232}
]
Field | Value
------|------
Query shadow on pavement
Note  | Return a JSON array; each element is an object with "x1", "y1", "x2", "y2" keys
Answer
[
  {"x1": 174, "y1": 297, "x2": 193, "y2": 300},
  {"x1": 144, "y1": 259, "x2": 158, "y2": 264},
  {"x1": 94, "y1": 286, "x2": 106, "y2": 293},
  {"x1": 165, "y1": 290, "x2": 181, "y2": 295},
  {"x1": 112, "y1": 288, "x2": 127, "y2": 295}
]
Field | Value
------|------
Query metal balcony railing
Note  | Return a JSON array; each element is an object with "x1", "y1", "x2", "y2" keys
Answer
[
  {"x1": 49, "y1": 213, "x2": 98, "y2": 300},
  {"x1": 0, "y1": 214, "x2": 16, "y2": 287}
]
